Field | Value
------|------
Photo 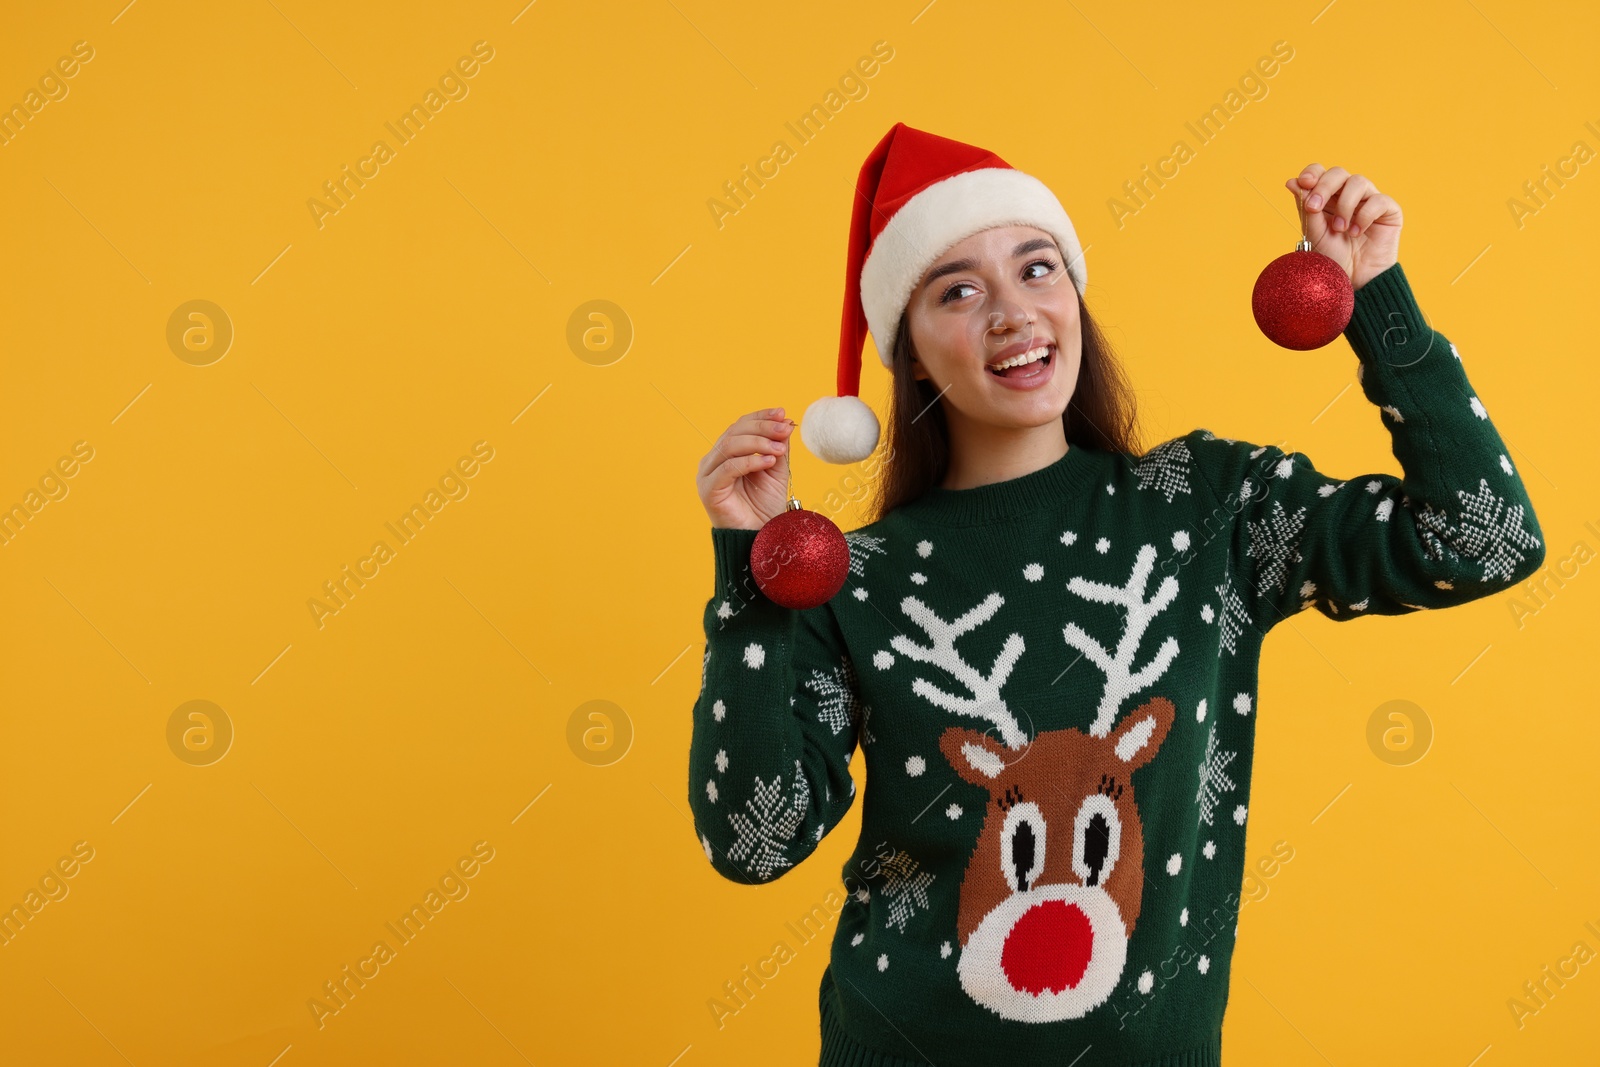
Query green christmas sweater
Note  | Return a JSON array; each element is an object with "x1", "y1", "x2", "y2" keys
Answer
[{"x1": 686, "y1": 262, "x2": 1545, "y2": 1066}]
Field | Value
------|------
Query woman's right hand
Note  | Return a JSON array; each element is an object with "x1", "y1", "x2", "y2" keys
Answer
[{"x1": 697, "y1": 407, "x2": 794, "y2": 530}]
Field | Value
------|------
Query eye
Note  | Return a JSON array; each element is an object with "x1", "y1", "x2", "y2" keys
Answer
[
  {"x1": 1072, "y1": 793, "x2": 1121, "y2": 887},
  {"x1": 938, "y1": 280, "x2": 977, "y2": 305},
  {"x1": 1024, "y1": 257, "x2": 1059, "y2": 280},
  {"x1": 1000, "y1": 800, "x2": 1046, "y2": 892}
]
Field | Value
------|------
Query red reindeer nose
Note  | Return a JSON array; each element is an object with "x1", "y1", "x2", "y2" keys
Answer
[{"x1": 1001, "y1": 899, "x2": 1094, "y2": 995}]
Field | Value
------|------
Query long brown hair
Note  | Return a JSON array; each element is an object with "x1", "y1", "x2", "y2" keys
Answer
[{"x1": 868, "y1": 287, "x2": 1142, "y2": 521}]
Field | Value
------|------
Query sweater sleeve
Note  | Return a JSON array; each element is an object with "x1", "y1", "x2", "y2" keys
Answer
[
  {"x1": 1187, "y1": 260, "x2": 1547, "y2": 631},
  {"x1": 688, "y1": 527, "x2": 863, "y2": 885}
]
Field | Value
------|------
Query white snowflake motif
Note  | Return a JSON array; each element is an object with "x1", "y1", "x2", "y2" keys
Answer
[
  {"x1": 1375, "y1": 498, "x2": 1394, "y2": 522},
  {"x1": 877, "y1": 954, "x2": 889, "y2": 972},
  {"x1": 1381, "y1": 404, "x2": 1404, "y2": 423},
  {"x1": 1247, "y1": 500, "x2": 1308, "y2": 599},
  {"x1": 917, "y1": 540, "x2": 933, "y2": 558},
  {"x1": 873, "y1": 650, "x2": 893, "y2": 670},
  {"x1": 844, "y1": 531, "x2": 888, "y2": 578},
  {"x1": 1135, "y1": 438, "x2": 1194, "y2": 503},
  {"x1": 1196, "y1": 723, "x2": 1239, "y2": 827},
  {"x1": 701, "y1": 834, "x2": 715, "y2": 862},
  {"x1": 1166, "y1": 853, "x2": 1182, "y2": 875},
  {"x1": 1023, "y1": 563, "x2": 1044, "y2": 582},
  {"x1": 853, "y1": 588, "x2": 869, "y2": 600},
  {"x1": 941, "y1": 941, "x2": 953, "y2": 959},
  {"x1": 1095, "y1": 536, "x2": 1111, "y2": 554},
  {"x1": 743, "y1": 643, "x2": 766, "y2": 669},
  {"x1": 1499, "y1": 454, "x2": 1513, "y2": 475},
  {"x1": 725, "y1": 759, "x2": 811, "y2": 881},
  {"x1": 1203, "y1": 840, "x2": 1216, "y2": 859},
  {"x1": 1317, "y1": 481, "x2": 1344, "y2": 498},
  {"x1": 1198, "y1": 956, "x2": 1211, "y2": 975},
  {"x1": 807, "y1": 657, "x2": 863, "y2": 736},
  {"x1": 905, "y1": 755, "x2": 926, "y2": 777},
  {"x1": 1469, "y1": 396, "x2": 1488, "y2": 420},
  {"x1": 1060, "y1": 530, "x2": 1078, "y2": 546},
  {"x1": 910, "y1": 572, "x2": 928, "y2": 585},
  {"x1": 1138, "y1": 970, "x2": 1155, "y2": 994},
  {"x1": 1415, "y1": 478, "x2": 1541, "y2": 583},
  {"x1": 878, "y1": 851, "x2": 936, "y2": 933},
  {"x1": 705, "y1": 779, "x2": 718, "y2": 803},
  {"x1": 1213, "y1": 570, "x2": 1250, "y2": 656},
  {"x1": 945, "y1": 803, "x2": 963, "y2": 820},
  {"x1": 712, "y1": 699, "x2": 727, "y2": 722},
  {"x1": 1233, "y1": 804, "x2": 1248, "y2": 825},
  {"x1": 714, "y1": 749, "x2": 729, "y2": 772}
]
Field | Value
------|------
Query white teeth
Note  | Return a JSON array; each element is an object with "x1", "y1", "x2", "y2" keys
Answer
[{"x1": 990, "y1": 344, "x2": 1052, "y2": 371}]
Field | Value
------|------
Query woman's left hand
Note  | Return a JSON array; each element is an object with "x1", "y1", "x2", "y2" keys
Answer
[{"x1": 1285, "y1": 164, "x2": 1402, "y2": 291}]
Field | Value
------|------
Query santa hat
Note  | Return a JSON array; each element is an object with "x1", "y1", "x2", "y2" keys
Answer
[{"x1": 800, "y1": 122, "x2": 1089, "y2": 465}]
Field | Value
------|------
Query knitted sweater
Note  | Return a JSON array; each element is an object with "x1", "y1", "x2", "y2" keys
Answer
[{"x1": 686, "y1": 262, "x2": 1545, "y2": 1066}]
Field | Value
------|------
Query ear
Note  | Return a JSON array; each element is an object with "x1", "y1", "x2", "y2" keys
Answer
[
  {"x1": 939, "y1": 725, "x2": 1014, "y2": 786},
  {"x1": 1108, "y1": 696, "x2": 1175, "y2": 771},
  {"x1": 909, "y1": 351, "x2": 929, "y2": 382}
]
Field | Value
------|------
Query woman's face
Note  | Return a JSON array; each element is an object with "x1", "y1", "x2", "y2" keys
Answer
[{"x1": 904, "y1": 224, "x2": 1082, "y2": 432}]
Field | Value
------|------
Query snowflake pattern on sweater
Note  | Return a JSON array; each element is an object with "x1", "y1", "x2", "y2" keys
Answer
[{"x1": 687, "y1": 263, "x2": 1545, "y2": 1064}]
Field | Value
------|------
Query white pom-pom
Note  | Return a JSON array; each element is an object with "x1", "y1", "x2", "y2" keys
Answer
[{"x1": 800, "y1": 395, "x2": 880, "y2": 464}]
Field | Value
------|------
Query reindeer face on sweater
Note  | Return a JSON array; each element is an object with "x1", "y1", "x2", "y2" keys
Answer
[
  {"x1": 892, "y1": 544, "x2": 1184, "y2": 1022},
  {"x1": 937, "y1": 696, "x2": 1175, "y2": 1022}
]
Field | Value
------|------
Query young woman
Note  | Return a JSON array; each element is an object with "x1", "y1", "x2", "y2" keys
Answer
[{"x1": 687, "y1": 123, "x2": 1545, "y2": 1065}]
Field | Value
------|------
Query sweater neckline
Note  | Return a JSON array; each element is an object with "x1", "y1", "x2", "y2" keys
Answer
[{"x1": 894, "y1": 440, "x2": 1102, "y2": 526}]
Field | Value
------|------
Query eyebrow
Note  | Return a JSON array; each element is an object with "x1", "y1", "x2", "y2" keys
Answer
[{"x1": 919, "y1": 237, "x2": 1060, "y2": 291}]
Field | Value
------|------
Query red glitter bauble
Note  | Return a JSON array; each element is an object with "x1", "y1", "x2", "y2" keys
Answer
[
  {"x1": 750, "y1": 503, "x2": 850, "y2": 610},
  {"x1": 1252, "y1": 243, "x2": 1354, "y2": 350}
]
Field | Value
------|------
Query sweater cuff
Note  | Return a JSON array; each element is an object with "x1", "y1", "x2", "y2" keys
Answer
[
  {"x1": 712, "y1": 526, "x2": 760, "y2": 589},
  {"x1": 1343, "y1": 261, "x2": 1430, "y2": 369}
]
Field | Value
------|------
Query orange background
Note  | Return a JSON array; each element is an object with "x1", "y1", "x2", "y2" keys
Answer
[{"x1": 1, "y1": 1, "x2": 1595, "y2": 1064}]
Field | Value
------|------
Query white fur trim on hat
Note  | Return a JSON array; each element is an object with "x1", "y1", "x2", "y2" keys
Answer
[
  {"x1": 859, "y1": 168, "x2": 1087, "y2": 367},
  {"x1": 800, "y1": 395, "x2": 880, "y2": 465}
]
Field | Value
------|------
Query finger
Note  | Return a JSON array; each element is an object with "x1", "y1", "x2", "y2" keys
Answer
[
  {"x1": 1285, "y1": 177, "x2": 1324, "y2": 241},
  {"x1": 702, "y1": 451, "x2": 779, "y2": 494},
  {"x1": 1305, "y1": 166, "x2": 1349, "y2": 213},
  {"x1": 707, "y1": 412, "x2": 793, "y2": 473},
  {"x1": 1324, "y1": 177, "x2": 1376, "y2": 235},
  {"x1": 1293, "y1": 163, "x2": 1326, "y2": 190},
  {"x1": 704, "y1": 414, "x2": 792, "y2": 474},
  {"x1": 1349, "y1": 192, "x2": 1398, "y2": 236},
  {"x1": 1324, "y1": 175, "x2": 1376, "y2": 225}
]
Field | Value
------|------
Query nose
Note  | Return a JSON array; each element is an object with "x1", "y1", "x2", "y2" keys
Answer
[
  {"x1": 983, "y1": 300, "x2": 1034, "y2": 353},
  {"x1": 1001, "y1": 898, "x2": 1093, "y2": 995}
]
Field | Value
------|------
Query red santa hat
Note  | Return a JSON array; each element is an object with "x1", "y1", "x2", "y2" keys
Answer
[{"x1": 800, "y1": 122, "x2": 1089, "y2": 464}]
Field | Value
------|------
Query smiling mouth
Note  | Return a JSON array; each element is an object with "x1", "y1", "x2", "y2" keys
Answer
[{"x1": 988, "y1": 344, "x2": 1054, "y2": 378}]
